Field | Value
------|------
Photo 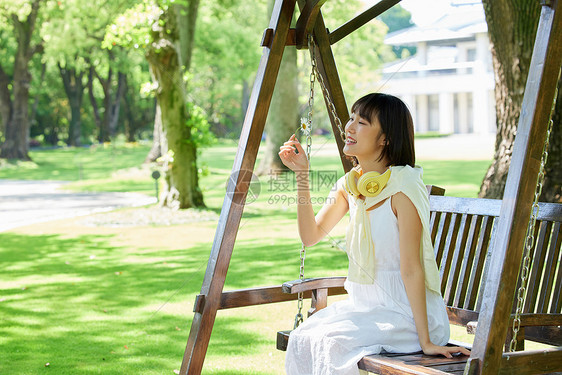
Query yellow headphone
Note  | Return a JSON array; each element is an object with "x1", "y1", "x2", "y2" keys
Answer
[{"x1": 344, "y1": 167, "x2": 391, "y2": 198}]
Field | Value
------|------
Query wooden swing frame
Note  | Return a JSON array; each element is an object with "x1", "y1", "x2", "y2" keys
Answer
[{"x1": 179, "y1": 1, "x2": 562, "y2": 374}]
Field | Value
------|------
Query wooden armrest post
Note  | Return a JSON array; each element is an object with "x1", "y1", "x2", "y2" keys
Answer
[
  {"x1": 308, "y1": 288, "x2": 328, "y2": 317},
  {"x1": 504, "y1": 327, "x2": 525, "y2": 352}
]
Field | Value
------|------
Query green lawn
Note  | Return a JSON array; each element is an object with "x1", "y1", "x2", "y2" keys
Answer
[
  {"x1": 0, "y1": 143, "x2": 152, "y2": 181},
  {"x1": 0, "y1": 139, "x2": 501, "y2": 374},
  {"x1": 0, "y1": 138, "x2": 490, "y2": 199}
]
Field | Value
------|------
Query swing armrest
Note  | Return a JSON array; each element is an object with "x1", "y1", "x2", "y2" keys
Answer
[
  {"x1": 282, "y1": 276, "x2": 347, "y2": 294},
  {"x1": 282, "y1": 277, "x2": 347, "y2": 317},
  {"x1": 467, "y1": 313, "x2": 562, "y2": 334}
]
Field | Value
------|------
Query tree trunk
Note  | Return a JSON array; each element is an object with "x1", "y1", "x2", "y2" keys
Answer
[
  {"x1": 479, "y1": 0, "x2": 560, "y2": 202},
  {"x1": 0, "y1": 65, "x2": 12, "y2": 139},
  {"x1": 122, "y1": 77, "x2": 138, "y2": 143},
  {"x1": 175, "y1": 0, "x2": 199, "y2": 71},
  {"x1": 90, "y1": 62, "x2": 125, "y2": 142},
  {"x1": 0, "y1": 0, "x2": 42, "y2": 160},
  {"x1": 146, "y1": 0, "x2": 203, "y2": 209},
  {"x1": 256, "y1": 45, "x2": 298, "y2": 176},
  {"x1": 59, "y1": 64, "x2": 85, "y2": 146},
  {"x1": 87, "y1": 66, "x2": 102, "y2": 141},
  {"x1": 108, "y1": 72, "x2": 126, "y2": 137},
  {"x1": 30, "y1": 62, "x2": 46, "y2": 134},
  {"x1": 93, "y1": 65, "x2": 112, "y2": 143},
  {"x1": 256, "y1": 0, "x2": 298, "y2": 176},
  {"x1": 145, "y1": 100, "x2": 162, "y2": 163}
]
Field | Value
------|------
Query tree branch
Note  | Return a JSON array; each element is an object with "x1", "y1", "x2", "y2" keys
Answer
[
  {"x1": 87, "y1": 66, "x2": 102, "y2": 129},
  {"x1": 175, "y1": 0, "x2": 200, "y2": 71}
]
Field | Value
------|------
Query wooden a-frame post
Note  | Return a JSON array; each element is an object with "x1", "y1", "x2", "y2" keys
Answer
[
  {"x1": 178, "y1": 0, "x2": 361, "y2": 372},
  {"x1": 466, "y1": 1, "x2": 562, "y2": 374},
  {"x1": 179, "y1": 1, "x2": 297, "y2": 373},
  {"x1": 179, "y1": 0, "x2": 425, "y2": 372}
]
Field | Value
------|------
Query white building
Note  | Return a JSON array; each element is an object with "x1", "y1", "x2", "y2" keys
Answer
[{"x1": 379, "y1": 2, "x2": 496, "y2": 134}]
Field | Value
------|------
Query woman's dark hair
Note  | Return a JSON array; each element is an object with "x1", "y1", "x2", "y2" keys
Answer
[{"x1": 350, "y1": 93, "x2": 415, "y2": 167}]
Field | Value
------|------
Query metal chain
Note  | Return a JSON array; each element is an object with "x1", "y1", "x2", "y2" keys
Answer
[
  {"x1": 294, "y1": 242, "x2": 306, "y2": 328},
  {"x1": 306, "y1": 35, "x2": 315, "y2": 161},
  {"x1": 509, "y1": 71, "x2": 559, "y2": 351},
  {"x1": 308, "y1": 38, "x2": 346, "y2": 142},
  {"x1": 294, "y1": 35, "x2": 316, "y2": 329}
]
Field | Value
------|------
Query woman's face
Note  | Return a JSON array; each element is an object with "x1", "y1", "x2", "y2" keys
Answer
[{"x1": 343, "y1": 111, "x2": 386, "y2": 161}]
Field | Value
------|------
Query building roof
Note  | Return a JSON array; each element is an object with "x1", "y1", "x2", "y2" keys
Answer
[{"x1": 385, "y1": 3, "x2": 487, "y2": 46}]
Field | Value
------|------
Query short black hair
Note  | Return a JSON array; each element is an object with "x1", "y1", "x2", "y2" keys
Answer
[{"x1": 351, "y1": 93, "x2": 415, "y2": 167}]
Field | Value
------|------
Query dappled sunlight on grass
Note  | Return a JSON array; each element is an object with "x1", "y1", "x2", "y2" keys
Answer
[
  {"x1": 0, "y1": 223, "x2": 350, "y2": 374},
  {"x1": 0, "y1": 230, "x2": 299, "y2": 374},
  {"x1": 0, "y1": 139, "x2": 496, "y2": 373},
  {"x1": 0, "y1": 144, "x2": 152, "y2": 181}
]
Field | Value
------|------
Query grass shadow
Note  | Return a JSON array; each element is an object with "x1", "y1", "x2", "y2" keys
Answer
[{"x1": 0, "y1": 232, "x2": 292, "y2": 374}]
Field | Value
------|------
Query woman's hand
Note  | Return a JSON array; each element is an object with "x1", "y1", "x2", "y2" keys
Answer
[
  {"x1": 278, "y1": 134, "x2": 309, "y2": 172},
  {"x1": 421, "y1": 342, "x2": 471, "y2": 358}
]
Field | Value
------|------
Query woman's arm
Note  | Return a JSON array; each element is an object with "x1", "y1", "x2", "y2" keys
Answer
[
  {"x1": 393, "y1": 192, "x2": 470, "y2": 358},
  {"x1": 279, "y1": 135, "x2": 349, "y2": 247}
]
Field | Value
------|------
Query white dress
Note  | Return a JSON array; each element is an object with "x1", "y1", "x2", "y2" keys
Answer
[{"x1": 285, "y1": 196, "x2": 450, "y2": 375}]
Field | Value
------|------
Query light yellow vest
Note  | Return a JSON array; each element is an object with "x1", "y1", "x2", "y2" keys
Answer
[{"x1": 344, "y1": 165, "x2": 442, "y2": 295}]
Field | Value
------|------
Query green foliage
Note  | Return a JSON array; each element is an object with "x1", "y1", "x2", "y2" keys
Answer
[
  {"x1": 378, "y1": 4, "x2": 414, "y2": 33},
  {"x1": 102, "y1": 1, "x2": 157, "y2": 51},
  {"x1": 295, "y1": 0, "x2": 393, "y2": 132},
  {"x1": 189, "y1": 0, "x2": 264, "y2": 137},
  {"x1": 0, "y1": 0, "x2": 403, "y2": 154},
  {"x1": 0, "y1": 0, "x2": 155, "y2": 146},
  {"x1": 377, "y1": 4, "x2": 417, "y2": 59},
  {"x1": 0, "y1": 17, "x2": 17, "y2": 76},
  {"x1": 189, "y1": 0, "x2": 395, "y2": 139},
  {"x1": 187, "y1": 102, "x2": 216, "y2": 148},
  {"x1": 41, "y1": 0, "x2": 91, "y2": 70},
  {"x1": 28, "y1": 59, "x2": 68, "y2": 145},
  {"x1": 0, "y1": 0, "x2": 35, "y2": 21}
]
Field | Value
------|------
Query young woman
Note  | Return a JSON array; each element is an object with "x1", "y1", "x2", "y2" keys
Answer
[{"x1": 278, "y1": 93, "x2": 470, "y2": 375}]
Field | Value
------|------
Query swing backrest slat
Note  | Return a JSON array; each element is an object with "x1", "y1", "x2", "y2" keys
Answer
[
  {"x1": 524, "y1": 206, "x2": 562, "y2": 316},
  {"x1": 538, "y1": 222, "x2": 561, "y2": 313},
  {"x1": 525, "y1": 221, "x2": 552, "y2": 312},
  {"x1": 429, "y1": 196, "x2": 500, "y2": 314},
  {"x1": 523, "y1": 216, "x2": 562, "y2": 346},
  {"x1": 428, "y1": 195, "x2": 562, "y2": 347},
  {"x1": 550, "y1": 223, "x2": 562, "y2": 313}
]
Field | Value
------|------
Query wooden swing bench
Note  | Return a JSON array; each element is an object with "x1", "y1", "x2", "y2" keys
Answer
[
  {"x1": 275, "y1": 190, "x2": 562, "y2": 374},
  {"x1": 180, "y1": 0, "x2": 562, "y2": 373},
  {"x1": 194, "y1": 188, "x2": 562, "y2": 374}
]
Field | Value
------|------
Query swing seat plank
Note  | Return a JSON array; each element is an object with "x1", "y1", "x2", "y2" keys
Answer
[
  {"x1": 359, "y1": 351, "x2": 470, "y2": 375},
  {"x1": 359, "y1": 346, "x2": 562, "y2": 375}
]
